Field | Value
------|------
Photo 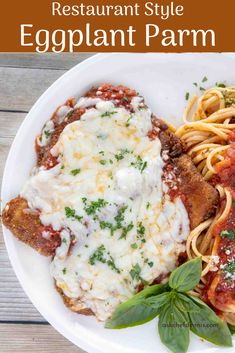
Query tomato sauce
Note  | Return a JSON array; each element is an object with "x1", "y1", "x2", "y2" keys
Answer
[{"x1": 207, "y1": 143, "x2": 235, "y2": 310}]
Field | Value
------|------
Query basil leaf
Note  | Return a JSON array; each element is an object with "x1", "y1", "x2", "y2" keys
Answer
[
  {"x1": 128, "y1": 283, "x2": 169, "y2": 301},
  {"x1": 187, "y1": 295, "x2": 232, "y2": 347},
  {"x1": 105, "y1": 284, "x2": 168, "y2": 329},
  {"x1": 228, "y1": 324, "x2": 235, "y2": 335},
  {"x1": 174, "y1": 293, "x2": 200, "y2": 313},
  {"x1": 169, "y1": 258, "x2": 202, "y2": 292},
  {"x1": 158, "y1": 302, "x2": 190, "y2": 353},
  {"x1": 145, "y1": 292, "x2": 171, "y2": 308}
]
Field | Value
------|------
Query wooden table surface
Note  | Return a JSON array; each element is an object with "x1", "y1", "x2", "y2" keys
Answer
[{"x1": 0, "y1": 53, "x2": 94, "y2": 353}]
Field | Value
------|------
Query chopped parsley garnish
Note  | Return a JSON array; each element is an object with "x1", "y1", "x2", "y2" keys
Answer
[
  {"x1": 70, "y1": 168, "x2": 80, "y2": 176},
  {"x1": 216, "y1": 82, "x2": 226, "y2": 88},
  {"x1": 131, "y1": 156, "x2": 147, "y2": 173},
  {"x1": 89, "y1": 245, "x2": 120, "y2": 273},
  {"x1": 123, "y1": 97, "x2": 129, "y2": 102},
  {"x1": 125, "y1": 116, "x2": 132, "y2": 127},
  {"x1": 100, "y1": 221, "x2": 116, "y2": 235},
  {"x1": 108, "y1": 171, "x2": 113, "y2": 179},
  {"x1": 44, "y1": 130, "x2": 51, "y2": 138},
  {"x1": 107, "y1": 256, "x2": 120, "y2": 273},
  {"x1": 223, "y1": 261, "x2": 235, "y2": 274},
  {"x1": 131, "y1": 243, "x2": 138, "y2": 249},
  {"x1": 114, "y1": 206, "x2": 128, "y2": 228},
  {"x1": 130, "y1": 264, "x2": 142, "y2": 281},
  {"x1": 193, "y1": 82, "x2": 198, "y2": 87},
  {"x1": 101, "y1": 111, "x2": 117, "y2": 118},
  {"x1": 62, "y1": 268, "x2": 67, "y2": 275},
  {"x1": 185, "y1": 92, "x2": 190, "y2": 101},
  {"x1": 202, "y1": 76, "x2": 208, "y2": 83},
  {"x1": 62, "y1": 238, "x2": 67, "y2": 244},
  {"x1": 65, "y1": 207, "x2": 83, "y2": 222},
  {"x1": 137, "y1": 222, "x2": 145, "y2": 236},
  {"x1": 137, "y1": 222, "x2": 146, "y2": 243},
  {"x1": 99, "y1": 160, "x2": 107, "y2": 165},
  {"x1": 120, "y1": 222, "x2": 134, "y2": 239},
  {"x1": 89, "y1": 245, "x2": 106, "y2": 265},
  {"x1": 220, "y1": 229, "x2": 235, "y2": 240},
  {"x1": 148, "y1": 261, "x2": 154, "y2": 268},
  {"x1": 82, "y1": 198, "x2": 108, "y2": 216},
  {"x1": 99, "y1": 151, "x2": 105, "y2": 155},
  {"x1": 200, "y1": 87, "x2": 206, "y2": 91},
  {"x1": 146, "y1": 202, "x2": 151, "y2": 209},
  {"x1": 114, "y1": 149, "x2": 130, "y2": 161},
  {"x1": 99, "y1": 205, "x2": 133, "y2": 238},
  {"x1": 61, "y1": 165, "x2": 65, "y2": 170}
]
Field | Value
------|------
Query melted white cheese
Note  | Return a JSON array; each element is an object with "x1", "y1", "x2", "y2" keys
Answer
[{"x1": 21, "y1": 97, "x2": 189, "y2": 321}]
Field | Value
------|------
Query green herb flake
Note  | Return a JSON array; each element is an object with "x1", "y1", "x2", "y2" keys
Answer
[
  {"x1": 89, "y1": 245, "x2": 106, "y2": 265},
  {"x1": 220, "y1": 229, "x2": 235, "y2": 240},
  {"x1": 120, "y1": 222, "x2": 134, "y2": 239},
  {"x1": 125, "y1": 116, "x2": 132, "y2": 127},
  {"x1": 115, "y1": 149, "x2": 130, "y2": 161},
  {"x1": 123, "y1": 97, "x2": 129, "y2": 102},
  {"x1": 131, "y1": 156, "x2": 148, "y2": 173},
  {"x1": 131, "y1": 243, "x2": 138, "y2": 249},
  {"x1": 185, "y1": 92, "x2": 190, "y2": 101},
  {"x1": 130, "y1": 263, "x2": 142, "y2": 281},
  {"x1": 202, "y1": 76, "x2": 208, "y2": 83},
  {"x1": 62, "y1": 268, "x2": 67, "y2": 275},
  {"x1": 223, "y1": 261, "x2": 235, "y2": 274},
  {"x1": 137, "y1": 222, "x2": 145, "y2": 236},
  {"x1": 44, "y1": 130, "x2": 51, "y2": 138},
  {"x1": 89, "y1": 245, "x2": 120, "y2": 273},
  {"x1": 70, "y1": 168, "x2": 81, "y2": 176},
  {"x1": 100, "y1": 160, "x2": 107, "y2": 165},
  {"x1": 101, "y1": 111, "x2": 117, "y2": 118},
  {"x1": 83, "y1": 198, "x2": 108, "y2": 216},
  {"x1": 193, "y1": 82, "x2": 198, "y2": 87},
  {"x1": 62, "y1": 238, "x2": 67, "y2": 244},
  {"x1": 216, "y1": 83, "x2": 226, "y2": 88},
  {"x1": 64, "y1": 207, "x2": 83, "y2": 222}
]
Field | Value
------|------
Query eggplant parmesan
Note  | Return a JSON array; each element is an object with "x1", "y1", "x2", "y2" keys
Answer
[{"x1": 2, "y1": 84, "x2": 218, "y2": 321}]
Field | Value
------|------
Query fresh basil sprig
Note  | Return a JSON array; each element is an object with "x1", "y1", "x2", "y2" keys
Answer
[
  {"x1": 105, "y1": 283, "x2": 169, "y2": 329},
  {"x1": 169, "y1": 257, "x2": 202, "y2": 292},
  {"x1": 106, "y1": 258, "x2": 233, "y2": 353}
]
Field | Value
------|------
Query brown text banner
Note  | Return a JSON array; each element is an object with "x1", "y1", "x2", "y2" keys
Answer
[{"x1": 0, "y1": 0, "x2": 234, "y2": 52}]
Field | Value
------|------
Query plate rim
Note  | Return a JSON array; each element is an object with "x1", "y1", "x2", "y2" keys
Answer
[{"x1": 1, "y1": 52, "x2": 235, "y2": 353}]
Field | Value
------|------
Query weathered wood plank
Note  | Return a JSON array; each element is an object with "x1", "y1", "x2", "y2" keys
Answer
[
  {"x1": 0, "y1": 53, "x2": 93, "y2": 70},
  {"x1": 0, "y1": 67, "x2": 68, "y2": 112},
  {"x1": 0, "y1": 110, "x2": 45, "y2": 322},
  {"x1": 0, "y1": 323, "x2": 86, "y2": 352},
  {"x1": 0, "y1": 111, "x2": 26, "y2": 187},
  {"x1": 0, "y1": 227, "x2": 45, "y2": 322}
]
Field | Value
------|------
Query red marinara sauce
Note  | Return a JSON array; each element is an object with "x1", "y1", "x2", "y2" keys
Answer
[{"x1": 207, "y1": 142, "x2": 235, "y2": 310}]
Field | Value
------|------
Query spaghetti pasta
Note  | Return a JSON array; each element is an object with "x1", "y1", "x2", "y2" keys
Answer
[{"x1": 176, "y1": 86, "x2": 235, "y2": 323}]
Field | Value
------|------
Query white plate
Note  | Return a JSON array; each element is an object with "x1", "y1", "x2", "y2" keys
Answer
[{"x1": 1, "y1": 53, "x2": 235, "y2": 353}]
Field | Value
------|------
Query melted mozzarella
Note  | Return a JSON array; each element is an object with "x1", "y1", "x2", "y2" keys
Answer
[{"x1": 21, "y1": 97, "x2": 189, "y2": 321}]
